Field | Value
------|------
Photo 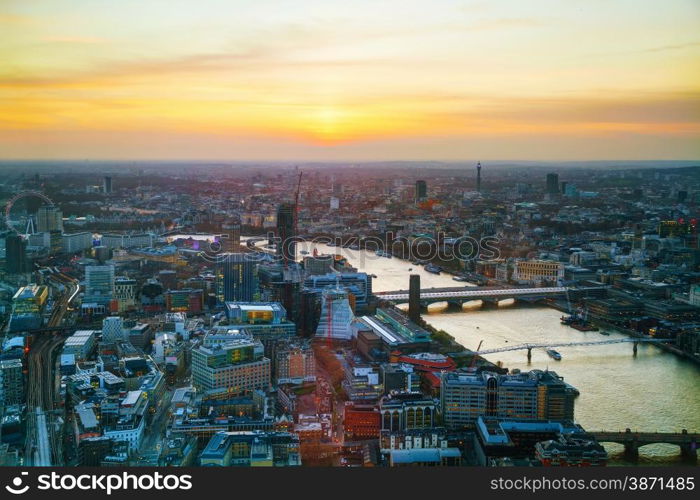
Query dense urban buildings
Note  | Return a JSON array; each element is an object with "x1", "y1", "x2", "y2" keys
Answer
[{"x1": 1, "y1": 161, "x2": 699, "y2": 469}]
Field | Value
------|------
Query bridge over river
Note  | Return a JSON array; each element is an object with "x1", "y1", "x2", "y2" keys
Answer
[
  {"x1": 589, "y1": 430, "x2": 698, "y2": 460},
  {"x1": 375, "y1": 285, "x2": 607, "y2": 307},
  {"x1": 451, "y1": 338, "x2": 675, "y2": 361}
]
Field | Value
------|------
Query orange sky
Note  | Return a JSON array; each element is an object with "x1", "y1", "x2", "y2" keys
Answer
[{"x1": 1, "y1": 0, "x2": 699, "y2": 160}]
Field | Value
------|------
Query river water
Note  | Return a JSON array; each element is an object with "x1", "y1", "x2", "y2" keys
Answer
[{"x1": 277, "y1": 241, "x2": 700, "y2": 463}]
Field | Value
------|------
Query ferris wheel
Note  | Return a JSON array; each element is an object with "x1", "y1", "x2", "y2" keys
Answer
[{"x1": 4, "y1": 190, "x2": 56, "y2": 236}]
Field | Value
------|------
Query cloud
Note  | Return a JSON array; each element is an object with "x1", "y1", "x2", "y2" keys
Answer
[
  {"x1": 41, "y1": 36, "x2": 108, "y2": 45},
  {"x1": 639, "y1": 41, "x2": 700, "y2": 53},
  {"x1": 0, "y1": 14, "x2": 34, "y2": 26}
]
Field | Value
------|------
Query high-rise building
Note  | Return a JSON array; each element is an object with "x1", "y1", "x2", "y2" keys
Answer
[
  {"x1": 9, "y1": 284, "x2": 48, "y2": 331},
  {"x1": 408, "y1": 274, "x2": 421, "y2": 323},
  {"x1": 192, "y1": 337, "x2": 270, "y2": 394},
  {"x1": 315, "y1": 286, "x2": 356, "y2": 341},
  {"x1": 4, "y1": 233, "x2": 28, "y2": 274},
  {"x1": 215, "y1": 253, "x2": 260, "y2": 304},
  {"x1": 114, "y1": 276, "x2": 137, "y2": 312},
  {"x1": 103, "y1": 176, "x2": 112, "y2": 194},
  {"x1": 102, "y1": 316, "x2": 124, "y2": 343},
  {"x1": 222, "y1": 302, "x2": 296, "y2": 354},
  {"x1": 440, "y1": 370, "x2": 577, "y2": 429},
  {"x1": 84, "y1": 265, "x2": 115, "y2": 305},
  {"x1": 36, "y1": 205, "x2": 63, "y2": 233},
  {"x1": 415, "y1": 180, "x2": 427, "y2": 203},
  {"x1": 304, "y1": 272, "x2": 372, "y2": 313},
  {"x1": 0, "y1": 359, "x2": 24, "y2": 406},
  {"x1": 276, "y1": 203, "x2": 296, "y2": 264},
  {"x1": 546, "y1": 173, "x2": 560, "y2": 195}
]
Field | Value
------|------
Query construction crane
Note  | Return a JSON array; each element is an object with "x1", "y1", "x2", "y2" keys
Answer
[
  {"x1": 293, "y1": 170, "x2": 303, "y2": 251},
  {"x1": 469, "y1": 340, "x2": 484, "y2": 371}
]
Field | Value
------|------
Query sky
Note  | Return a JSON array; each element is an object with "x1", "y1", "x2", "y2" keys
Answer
[{"x1": 1, "y1": 0, "x2": 699, "y2": 161}]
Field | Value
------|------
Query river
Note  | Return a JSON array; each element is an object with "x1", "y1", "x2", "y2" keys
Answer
[{"x1": 262, "y1": 239, "x2": 700, "y2": 463}]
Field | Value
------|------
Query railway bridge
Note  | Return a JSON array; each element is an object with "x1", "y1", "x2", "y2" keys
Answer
[{"x1": 375, "y1": 285, "x2": 607, "y2": 309}]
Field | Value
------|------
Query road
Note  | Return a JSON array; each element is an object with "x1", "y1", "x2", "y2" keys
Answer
[{"x1": 136, "y1": 390, "x2": 174, "y2": 465}]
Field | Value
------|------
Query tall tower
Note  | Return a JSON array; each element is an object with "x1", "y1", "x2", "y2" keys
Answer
[
  {"x1": 408, "y1": 274, "x2": 421, "y2": 323},
  {"x1": 476, "y1": 162, "x2": 482, "y2": 193},
  {"x1": 546, "y1": 173, "x2": 559, "y2": 195},
  {"x1": 276, "y1": 203, "x2": 296, "y2": 264},
  {"x1": 415, "y1": 180, "x2": 427, "y2": 203}
]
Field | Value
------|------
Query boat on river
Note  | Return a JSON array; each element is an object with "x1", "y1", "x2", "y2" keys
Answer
[{"x1": 546, "y1": 349, "x2": 562, "y2": 361}]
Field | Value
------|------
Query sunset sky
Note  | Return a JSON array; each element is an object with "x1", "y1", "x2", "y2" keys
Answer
[{"x1": 1, "y1": 0, "x2": 699, "y2": 161}]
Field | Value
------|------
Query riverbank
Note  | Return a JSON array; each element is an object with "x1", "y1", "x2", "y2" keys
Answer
[{"x1": 548, "y1": 299, "x2": 700, "y2": 366}]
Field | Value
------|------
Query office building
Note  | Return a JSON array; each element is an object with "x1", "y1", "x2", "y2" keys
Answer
[
  {"x1": 192, "y1": 337, "x2": 270, "y2": 394},
  {"x1": 36, "y1": 205, "x2": 63, "y2": 233},
  {"x1": 343, "y1": 364, "x2": 383, "y2": 401},
  {"x1": 275, "y1": 340, "x2": 315, "y2": 385},
  {"x1": 440, "y1": 370, "x2": 577, "y2": 430},
  {"x1": 222, "y1": 302, "x2": 296, "y2": 352},
  {"x1": 84, "y1": 265, "x2": 115, "y2": 305},
  {"x1": 379, "y1": 392, "x2": 436, "y2": 432},
  {"x1": 304, "y1": 272, "x2": 372, "y2": 313},
  {"x1": 63, "y1": 330, "x2": 98, "y2": 361},
  {"x1": 165, "y1": 289, "x2": 204, "y2": 314},
  {"x1": 276, "y1": 203, "x2": 296, "y2": 264},
  {"x1": 415, "y1": 180, "x2": 427, "y2": 203},
  {"x1": 62, "y1": 232, "x2": 93, "y2": 254},
  {"x1": 513, "y1": 259, "x2": 564, "y2": 285},
  {"x1": 100, "y1": 233, "x2": 153, "y2": 249},
  {"x1": 199, "y1": 431, "x2": 301, "y2": 467},
  {"x1": 546, "y1": 173, "x2": 559, "y2": 195},
  {"x1": 344, "y1": 402, "x2": 381, "y2": 440},
  {"x1": 303, "y1": 254, "x2": 335, "y2": 276},
  {"x1": 103, "y1": 176, "x2": 112, "y2": 194},
  {"x1": 102, "y1": 317, "x2": 124, "y2": 343},
  {"x1": 5, "y1": 233, "x2": 28, "y2": 274},
  {"x1": 380, "y1": 363, "x2": 421, "y2": 394},
  {"x1": 315, "y1": 286, "x2": 355, "y2": 341},
  {"x1": 114, "y1": 276, "x2": 137, "y2": 312},
  {"x1": 215, "y1": 253, "x2": 260, "y2": 304},
  {"x1": 0, "y1": 359, "x2": 24, "y2": 406},
  {"x1": 9, "y1": 284, "x2": 48, "y2": 331}
]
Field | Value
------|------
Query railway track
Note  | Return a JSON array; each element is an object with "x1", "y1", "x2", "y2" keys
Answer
[{"x1": 24, "y1": 272, "x2": 79, "y2": 466}]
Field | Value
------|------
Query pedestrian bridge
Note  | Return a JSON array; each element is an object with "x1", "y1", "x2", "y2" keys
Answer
[
  {"x1": 450, "y1": 338, "x2": 674, "y2": 361},
  {"x1": 589, "y1": 430, "x2": 698, "y2": 460}
]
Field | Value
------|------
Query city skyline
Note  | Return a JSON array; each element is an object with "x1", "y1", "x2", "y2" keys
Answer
[{"x1": 1, "y1": 0, "x2": 699, "y2": 161}]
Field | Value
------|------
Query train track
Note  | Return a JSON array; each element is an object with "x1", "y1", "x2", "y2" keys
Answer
[{"x1": 25, "y1": 272, "x2": 79, "y2": 466}]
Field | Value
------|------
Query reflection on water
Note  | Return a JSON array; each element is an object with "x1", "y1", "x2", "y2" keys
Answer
[{"x1": 289, "y1": 242, "x2": 700, "y2": 463}]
